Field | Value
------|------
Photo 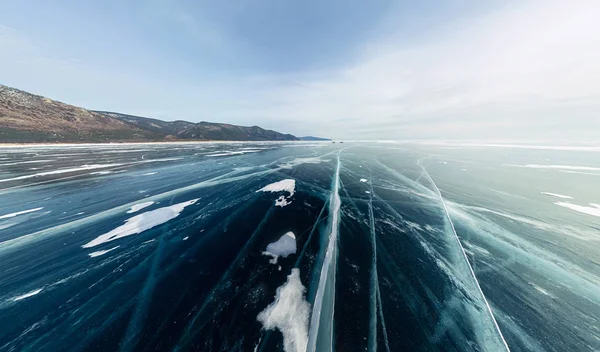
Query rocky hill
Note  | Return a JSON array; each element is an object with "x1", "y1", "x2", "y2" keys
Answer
[
  {"x1": 0, "y1": 85, "x2": 159, "y2": 142},
  {"x1": 0, "y1": 84, "x2": 299, "y2": 142},
  {"x1": 96, "y1": 111, "x2": 298, "y2": 141}
]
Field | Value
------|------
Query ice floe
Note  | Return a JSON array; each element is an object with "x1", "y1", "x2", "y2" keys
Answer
[
  {"x1": 262, "y1": 232, "x2": 296, "y2": 264},
  {"x1": 12, "y1": 288, "x2": 43, "y2": 301},
  {"x1": 257, "y1": 268, "x2": 310, "y2": 352},
  {"x1": 541, "y1": 192, "x2": 573, "y2": 199},
  {"x1": 554, "y1": 202, "x2": 600, "y2": 218},
  {"x1": 126, "y1": 201, "x2": 155, "y2": 214},
  {"x1": 360, "y1": 178, "x2": 368, "y2": 183},
  {"x1": 0, "y1": 207, "x2": 43, "y2": 220},
  {"x1": 82, "y1": 199, "x2": 198, "y2": 248},
  {"x1": 88, "y1": 246, "x2": 120, "y2": 257}
]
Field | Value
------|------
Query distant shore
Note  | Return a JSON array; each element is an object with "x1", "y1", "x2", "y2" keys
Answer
[{"x1": 0, "y1": 140, "x2": 327, "y2": 147}]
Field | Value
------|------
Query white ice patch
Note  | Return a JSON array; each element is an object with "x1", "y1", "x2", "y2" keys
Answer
[
  {"x1": 0, "y1": 207, "x2": 44, "y2": 220},
  {"x1": 142, "y1": 172, "x2": 157, "y2": 176},
  {"x1": 89, "y1": 171, "x2": 113, "y2": 175},
  {"x1": 206, "y1": 150, "x2": 259, "y2": 157},
  {"x1": 541, "y1": 192, "x2": 574, "y2": 199},
  {"x1": 183, "y1": 236, "x2": 189, "y2": 241},
  {"x1": 554, "y1": 202, "x2": 600, "y2": 218},
  {"x1": 12, "y1": 288, "x2": 43, "y2": 301},
  {"x1": 126, "y1": 201, "x2": 155, "y2": 214},
  {"x1": 513, "y1": 164, "x2": 600, "y2": 171},
  {"x1": 88, "y1": 246, "x2": 120, "y2": 257},
  {"x1": 360, "y1": 178, "x2": 368, "y2": 183},
  {"x1": 257, "y1": 179, "x2": 296, "y2": 207},
  {"x1": 0, "y1": 164, "x2": 122, "y2": 183},
  {"x1": 0, "y1": 159, "x2": 55, "y2": 166},
  {"x1": 257, "y1": 179, "x2": 296, "y2": 196},
  {"x1": 275, "y1": 195, "x2": 291, "y2": 207},
  {"x1": 257, "y1": 268, "x2": 310, "y2": 352},
  {"x1": 82, "y1": 199, "x2": 198, "y2": 248},
  {"x1": 279, "y1": 157, "x2": 326, "y2": 169},
  {"x1": 263, "y1": 232, "x2": 297, "y2": 264}
]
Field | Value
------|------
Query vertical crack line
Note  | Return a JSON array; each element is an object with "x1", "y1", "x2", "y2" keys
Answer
[
  {"x1": 307, "y1": 154, "x2": 342, "y2": 352},
  {"x1": 418, "y1": 161, "x2": 510, "y2": 352}
]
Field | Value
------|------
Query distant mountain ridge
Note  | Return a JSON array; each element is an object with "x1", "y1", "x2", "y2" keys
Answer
[
  {"x1": 96, "y1": 111, "x2": 298, "y2": 142},
  {"x1": 0, "y1": 84, "x2": 300, "y2": 142},
  {"x1": 299, "y1": 136, "x2": 331, "y2": 141}
]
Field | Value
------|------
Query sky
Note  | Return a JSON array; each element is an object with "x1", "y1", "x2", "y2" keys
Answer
[{"x1": 1, "y1": 0, "x2": 599, "y2": 140}]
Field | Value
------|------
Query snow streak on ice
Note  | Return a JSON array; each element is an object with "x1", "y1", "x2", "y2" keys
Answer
[
  {"x1": 127, "y1": 201, "x2": 155, "y2": 214},
  {"x1": 81, "y1": 199, "x2": 198, "y2": 248},
  {"x1": 0, "y1": 207, "x2": 43, "y2": 220},
  {"x1": 88, "y1": 246, "x2": 120, "y2": 257},
  {"x1": 12, "y1": 288, "x2": 43, "y2": 301},
  {"x1": 554, "y1": 202, "x2": 600, "y2": 217}
]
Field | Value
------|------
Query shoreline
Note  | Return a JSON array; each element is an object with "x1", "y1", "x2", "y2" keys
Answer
[{"x1": 0, "y1": 140, "x2": 324, "y2": 147}]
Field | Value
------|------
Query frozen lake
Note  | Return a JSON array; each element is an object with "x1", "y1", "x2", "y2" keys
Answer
[{"x1": 0, "y1": 142, "x2": 599, "y2": 351}]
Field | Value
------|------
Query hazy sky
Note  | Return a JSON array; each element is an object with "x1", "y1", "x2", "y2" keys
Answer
[{"x1": 1, "y1": 0, "x2": 599, "y2": 140}]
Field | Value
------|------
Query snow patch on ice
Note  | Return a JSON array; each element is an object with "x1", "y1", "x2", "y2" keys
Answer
[
  {"x1": 275, "y1": 195, "x2": 291, "y2": 207},
  {"x1": 257, "y1": 179, "x2": 296, "y2": 207},
  {"x1": 82, "y1": 199, "x2": 198, "y2": 248},
  {"x1": 263, "y1": 232, "x2": 297, "y2": 264},
  {"x1": 88, "y1": 246, "x2": 120, "y2": 257},
  {"x1": 127, "y1": 201, "x2": 155, "y2": 214},
  {"x1": 541, "y1": 192, "x2": 573, "y2": 199},
  {"x1": 0, "y1": 207, "x2": 44, "y2": 220},
  {"x1": 12, "y1": 288, "x2": 43, "y2": 301},
  {"x1": 257, "y1": 268, "x2": 310, "y2": 352},
  {"x1": 360, "y1": 178, "x2": 368, "y2": 182},
  {"x1": 257, "y1": 179, "x2": 296, "y2": 196},
  {"x1": 554, "y1": 202, "x2": 600, "y2": 217}
]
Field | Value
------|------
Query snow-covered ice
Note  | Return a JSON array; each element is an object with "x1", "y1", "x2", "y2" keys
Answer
[
  {"x1": 0, "y1": 207, "x2": 44, "y2": 220},
  {"x1": 541, "y1": 192, "x2": 574, "y2": 199},
  {"x1": 262, "y1": 232, "x2": 297, "y2": 264},
  {"x1": 127, "y1": 201, "x2": 155, "y2": 214},
  {"x1": 257, "y1": 268, "x2": 310, "y2": 352},
  {"x1": 12, "y1": 288, "x2": 43, "y2": 301},
  {"x1": 554, "y1": 202, "x2": 600, "y2": 217},
  {"x1": 82, "y1": 199, "x2": 198, "y2": 248},
  {"x1": 88, "y1": 246, "x2": 120, "y2": 257}
]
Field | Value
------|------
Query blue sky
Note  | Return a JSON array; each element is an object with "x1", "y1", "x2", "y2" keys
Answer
[{"x1": 1, "y1": 0, "x2": 599, "y2": 140}]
